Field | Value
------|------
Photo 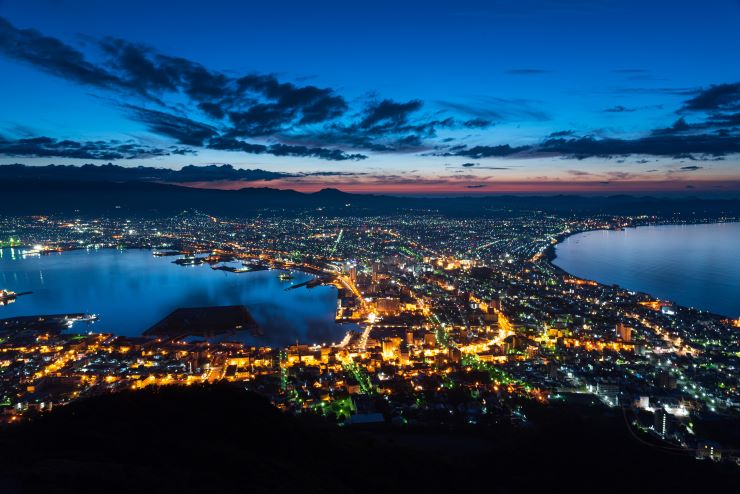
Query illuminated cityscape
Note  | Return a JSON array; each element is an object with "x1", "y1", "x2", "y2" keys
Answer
[
  {"x1": 0, "y1": 210, "x2": 737, "y2": 467},
  {"x1": 1, "y1": 1, "x2": 739, "y2": 490}
]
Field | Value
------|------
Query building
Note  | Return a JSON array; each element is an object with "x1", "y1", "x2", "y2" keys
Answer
[
  {"x1": 696, "y1": 441, "x2": 722, "y2": 462},
  {"x1": 654, "y1": 408, "x2": 676, "y2": 436},
  {"x1": 376, "y1": 297, "x2": 400, "y2": 315},
  {"x1": 616, "y1": 322, "x2": 633, "y2": 342}
]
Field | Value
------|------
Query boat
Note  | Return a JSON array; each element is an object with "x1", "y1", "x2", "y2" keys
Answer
[
  {"x1": 173, "y1": 256, "x2": 204, "y2": 266},
  {"x1": 0, "y1": 289, "x2": 17, "y2": 305}
]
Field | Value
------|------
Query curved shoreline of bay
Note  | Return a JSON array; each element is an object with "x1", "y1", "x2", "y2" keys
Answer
[{"x1": 542, "y1": 221, "x2": 740, "y2": 319}]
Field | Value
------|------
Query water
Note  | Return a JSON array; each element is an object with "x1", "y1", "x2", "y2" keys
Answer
[
  {"x1": 0, "y1": 248, "x2": 350, "y2": 346},
  {"x1": 553, "y1": 222, "x2": 740, "y2": 318}
]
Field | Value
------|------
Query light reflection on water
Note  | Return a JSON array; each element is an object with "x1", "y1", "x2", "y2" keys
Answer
[
  {"x1": 0, "y1": 248, "x2": 352, "y2": 346},
  {"x1": 554, "y1": 222, "x2": 740, "y2": 318}
]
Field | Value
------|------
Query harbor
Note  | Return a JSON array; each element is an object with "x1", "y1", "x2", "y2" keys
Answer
[
  {"x1": 0, "y1": 313, "x2": 97, "y2": 333},
  {"x1": 0, "y1": 289, "x2": 32, "y2": 306},
  {"x1": 0, "y1": 248, "x2": 349, "y2": 346}
]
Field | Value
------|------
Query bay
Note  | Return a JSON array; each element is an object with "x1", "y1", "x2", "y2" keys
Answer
[
  {"x1": 0, "y1": 248, "x2": 349, "y2": 346},
  {"x1": 553, "y1": 222, "x2": 740, "y2": 318}
]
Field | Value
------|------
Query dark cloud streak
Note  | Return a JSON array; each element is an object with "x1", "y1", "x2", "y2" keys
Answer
[
  {"x1": 0, "y1": 163, "x2": 366, "y2": 183},
  {"x1": 0, "y1": 136, "x2": 174, "y2": 160}
]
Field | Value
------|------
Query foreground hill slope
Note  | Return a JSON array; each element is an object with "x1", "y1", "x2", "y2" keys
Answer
[{"x1": 0, "y1": 384, "x2": 737, "y2": 493}]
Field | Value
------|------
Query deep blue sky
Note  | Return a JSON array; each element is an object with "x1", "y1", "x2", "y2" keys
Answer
[{"x1": 0, "y1": 0, "x2": 738, "y2": 194}]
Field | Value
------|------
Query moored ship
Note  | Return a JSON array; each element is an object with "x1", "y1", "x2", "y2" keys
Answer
[{"x1": 0, "y1": 289, "x2": 17, "y2": 305}]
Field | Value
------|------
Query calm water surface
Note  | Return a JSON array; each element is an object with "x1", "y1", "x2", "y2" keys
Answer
[
  {"x1": 0, "y1": 248, "x2": 349, "y2": 346},
  {"x1": 553, "y1": 222, "x2": 740, "y2": 318}
]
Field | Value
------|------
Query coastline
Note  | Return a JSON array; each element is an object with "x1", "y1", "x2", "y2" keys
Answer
[
  {"x1": 544, "y1": 221, "x2": 740, "y2": 319},
  {"x1": 0, "y1": 247, "x2": 353, "y2": 344}
]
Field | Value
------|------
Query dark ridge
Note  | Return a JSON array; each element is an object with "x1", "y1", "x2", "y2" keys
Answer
[
  {"x1": 0, "y1": 384, "x2": 736, "y2": 493},
  {"x1": 0, "y1": 179, "x2": 738, "y2": 217}
]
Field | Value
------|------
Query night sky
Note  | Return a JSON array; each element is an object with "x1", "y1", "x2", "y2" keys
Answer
[{"x1": 0, "y1": 0, "x2": 739, "y2": 195}]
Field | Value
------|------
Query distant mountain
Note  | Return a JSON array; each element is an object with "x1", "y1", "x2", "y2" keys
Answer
[{"x1": 0, "y1": 179, "x2": 739, "y2": 217}]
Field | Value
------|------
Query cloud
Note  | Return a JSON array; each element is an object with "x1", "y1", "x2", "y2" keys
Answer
[
  {"x1": 706, "y1": 112, "x2": 740, "y2": 127},
  {"x1": 679, "y1": 165, "x2": 703, "y2": 171},
  {"x1": 651, "y1": 112, "x2": 740, "y2": 136},
  {"x1": 0, "y1": 136, "x2": 173, "y2": 160},
  {"x1": 207, "y1": 136, "x2": 365, "y2": 161},
  {"x1": 609, "y1": 86, "x2": 698, "y2": 96},
  {"x1": 126, "y1": 105, "x2": 218, "y2": 146},
  {"x1": 673, "y1": 153, "x2": 696, "y2": 160},
  {"x1": 604, "y1": 105, "x2": 636, "y2": 113},
  {"x1": 0, "y1": 17, "x2": 423, "y2": 160},
  {"x1": 436, "y1": 96, "x2": 550, "y2": 122},
  {"x1": 266, "y1": 143, "x2": 365, "y2": 161},
  {"x1": 122, "y1": 105, "x2": 367, "y2": 160},
  {"x1": 97, "y1": 38, "x2": 351, "y2": 131},
  {"x1": 651, "y1": 117, "x2": 692, "y2": 135},
  {"x1": 169, "y1": 164, "x2": 288, "y2": 182},
  {"x1": 682, "y1": 82, "x2": 740, "y2": 111},
  {"x1": 2, "y1": 16, "x2": 739, "y2": 167},
  {"x1": 359, "y1": 99, "x2": 422, "y2": 129},
  {"x1": 538, "y1": 134, "x2": 740, "y2": 158},
  {"x1": 548, "y1": 130, "x2": 574, "y2": 137},
  {"x1": 439, "y1": 128, "x2": 739, "y2": 161},
  {"x1": 236, "y1": 74, "x2": 348, "y2": 124},
  {"x1": 445, "y1": 144, "x2": 530, "y2": 159},
  {"x1": 0, "y1": 17, "x2": 502, "y2": 159},
  {"x1": 443, "y1": 85, "x2": 740, "y2": 161},
  {"x1": 465, "y1": 184, "x2": 488, "y2": 188},
  {"x1": 284, "y1": 97, "x2": 488, "y2": 153},
  {"x1": 462, "y1": 118, "x2": 493, "y2": 128},
  {"x1": 605, "y1": 171, "x2": 637, "y2": 180},
  {"x1": 0, "y1": 163, "x2": 368, "y2": 182},
  {"x1": 0, "y1": 17, "x2": 122, "y2": 90},
  {"x1": 1, "y1": 16, "x2": 350, "y2": 130},
  {"x1": 225, "y1": 74, "x2": 348, "y2": 136}
]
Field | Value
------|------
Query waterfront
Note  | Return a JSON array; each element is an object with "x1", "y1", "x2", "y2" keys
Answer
[
  {"x1": 0, "y1": 213, "x2": 738, "y2": 463},
  {"x1": 554, "y1": 222, "x2": 740, "y2": 318},
  {"x1": 0, "y1": 248, "x2": 348, "y2": 346}
]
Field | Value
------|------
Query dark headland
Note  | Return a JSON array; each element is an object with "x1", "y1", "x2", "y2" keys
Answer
[{"x1": 144, "y1": 305, "x2": 260, "y2": 338}]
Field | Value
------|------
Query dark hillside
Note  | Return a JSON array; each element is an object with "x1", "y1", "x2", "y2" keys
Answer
[{"x1": 0, "y1": 384, "x2": 736, "y2": 493}]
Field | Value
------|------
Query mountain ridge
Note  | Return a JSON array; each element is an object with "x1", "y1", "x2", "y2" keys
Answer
[{"x1": 0, "y1": 179, "x2": 738, "y2": 217}]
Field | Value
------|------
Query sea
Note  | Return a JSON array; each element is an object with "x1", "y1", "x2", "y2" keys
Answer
[
  {"x1": 553, "y1": 222, "x2": 740, "y2": 318},
  {"x1": 0, "y1": 248, "x2": 351, "y2": 346}
]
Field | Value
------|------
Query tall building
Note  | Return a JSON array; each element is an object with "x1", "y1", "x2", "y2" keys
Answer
[
  {"x1": 616, "y1": 322, "x2": 633, "y2": 342},
  {"x1": 654, "y1": 408, "x2": 675, "y2": 436}
]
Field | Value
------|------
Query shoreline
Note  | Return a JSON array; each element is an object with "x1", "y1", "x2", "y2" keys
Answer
[
  {"x1": 544, "y1": 221, "x2": 740, "y2": 319},
  {"x1": 0, "y1": 247, "x2": 354, "y2": 344}
]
